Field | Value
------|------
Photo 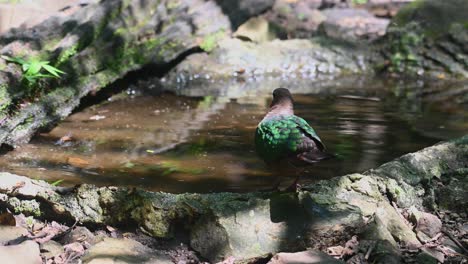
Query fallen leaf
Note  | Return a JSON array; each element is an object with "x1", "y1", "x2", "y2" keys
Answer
[
  {"x1": 64, "y1": 242, "x2": 85, "y2": 255},
  {"x1": 67, "y1": 157, "x2": 90, "y2": 167}
]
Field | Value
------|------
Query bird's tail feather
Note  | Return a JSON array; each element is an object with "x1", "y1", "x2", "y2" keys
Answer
[{"x1": 297, "y1": 150, "x2": 335, "y2": 164}]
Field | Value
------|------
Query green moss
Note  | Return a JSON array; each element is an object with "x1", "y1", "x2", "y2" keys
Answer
[
  {"x1": 166, "y1": 0, "x2": 180, "y2": 10},
  {"x1": 8, "y1": 197, "x2": 42, "y2": 217},
  {"x1": 56, "y1": 45, "x2": 79, "y2": 66},
  {"x1": 393, "y1": 0, "x2": 468, "y2": 39},
  {"x1": 0, "y1": 84, "x2": 11, "y2": 112},
  {"x1": 385, "y1": 24, "x2": 423, "y2": 74},
  {"x1": 200, "y1": 30, "x2": 225, "y2": 52},
  {"x1": 16, "y1": 115, "x2": 35, "y2": 131}
]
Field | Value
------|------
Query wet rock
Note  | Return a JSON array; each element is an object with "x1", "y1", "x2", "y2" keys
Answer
[
  {"x1": 40, "y1": 240, "x2": 63, "y2": 259},
  {"x1": 233, "y1": 17, "x2": 277, "y2": 43},
  {"x1": 0, "y1": 226, "x2": 28, "y2": 245},
  {"x1": 82, "y1": 237, "x2": 172, "y2": 264},
  {"x1": 321, "y1": 8, "x2": 389, "y2": 42},
  {"x1": 267, "y1": 250, "x2": 343, "y2": 264},
  {"x1": 0, "y1": 240, "x2": 41, "y2": 264}
]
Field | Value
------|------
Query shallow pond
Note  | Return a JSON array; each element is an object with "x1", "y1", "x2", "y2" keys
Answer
[{"x1": 1, "y1": 77, "x2": 467, "y2": 193}]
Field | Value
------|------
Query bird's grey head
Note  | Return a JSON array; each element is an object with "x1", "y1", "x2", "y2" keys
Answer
[{"x1": 271, "y1": 88, "x2": 293, "y2": 107}]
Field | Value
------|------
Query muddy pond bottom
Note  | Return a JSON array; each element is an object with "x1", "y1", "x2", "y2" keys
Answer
[{"x1": 1, "y1": 78, "x2": 467, "y2": 193}]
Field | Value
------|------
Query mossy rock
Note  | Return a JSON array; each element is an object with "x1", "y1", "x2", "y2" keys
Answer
[{"x1": 393, "y1": 0, "x2": 468, "y2": 39}]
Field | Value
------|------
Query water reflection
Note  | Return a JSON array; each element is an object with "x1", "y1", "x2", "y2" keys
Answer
[{"x1": 0, "y1": 77, "x2": 466, "y2": 193}]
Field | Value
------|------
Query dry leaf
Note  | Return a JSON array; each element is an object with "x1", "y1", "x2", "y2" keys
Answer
[{"x1": 67, "y1": 157, "x2": 90, "y2": 167}]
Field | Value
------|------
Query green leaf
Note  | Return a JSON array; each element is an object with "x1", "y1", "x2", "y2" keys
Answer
[
  {"x1": 50, "y1": 179, "x2": 64, "y2": 186},
  {"x1": 1, "y1": 55, "x2": 25, "y2": 64},
  {"x1": 26, "y1": 60, "x2": 42, "y2": 75},
  {"x1": 42, "y1": 64, "x2": 65, "y2": 77}
]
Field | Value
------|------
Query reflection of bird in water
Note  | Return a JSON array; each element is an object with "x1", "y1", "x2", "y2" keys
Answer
[{"x1": 255, "y1": 88, "x2": 334, "y2": 191}]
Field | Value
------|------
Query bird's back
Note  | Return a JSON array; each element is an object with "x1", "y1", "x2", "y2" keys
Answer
[{"x1": 255, "y1": 115, "x2": 325, "y2": 164}]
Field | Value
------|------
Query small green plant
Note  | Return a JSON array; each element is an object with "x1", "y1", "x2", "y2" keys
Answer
[
  {"x1": 200, "y1": 30, "x2": 225, "y2": 52},
  {"x1": 50, "y1": 179, "x2": 65, "y2": 186},
  {"x1": 352, "y1": 0, "x2": 367, "y2": 4},
  {"x1": 1, "y1": 55, "x2": 65, "y2": 86}
]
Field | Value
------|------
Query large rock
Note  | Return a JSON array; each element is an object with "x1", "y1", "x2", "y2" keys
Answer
[
  {"x1": 0, "y1": 0, "x2": 230, "y2": 147},
  {"x1": 380, "y1": 0, "x2": 468, "y2": 77},
  {"x1": 164, "y1": 37, "x2": 370, "y2": 88},
  {"x1": 321, "y1": 8, "x2": 390, "y2": 42}
]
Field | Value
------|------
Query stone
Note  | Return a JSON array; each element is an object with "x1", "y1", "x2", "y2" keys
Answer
[
  {"x1": 40, "y1": 240, "x2": 63, "y2": 259},
  {"x1": 373, "y1": 202, "x2": 421, "y2": 249},
  {"x1": 0, "y1": 226, "x2": 28, "y2": 245},
  {"x1": 267, "y1": 250, "x2": 343, "y2": 264},
  {"x1": 233, "y1": 17, "x2": 277, "y2": 43},
  {"x1": 321, "y1": 8, "x2": 389, "y2": 42},
  {"x1": 0, "y1": 240, "x2": 41, "y2": 264},
  {"x1": 82, "y1": 238, "x2": 172, "y2": 264},
  {"x1": 409, "y1": 207, "x2": 442, "y2": 239}
]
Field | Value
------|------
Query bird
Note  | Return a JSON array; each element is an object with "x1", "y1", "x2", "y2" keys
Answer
[{"x1": 255, "y1": 88, "x2": 333, "y2": 191}]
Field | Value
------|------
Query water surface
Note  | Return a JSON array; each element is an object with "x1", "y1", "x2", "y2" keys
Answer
[{"x1": 1, "y1": 77, "x2": 467, "y2": 193}]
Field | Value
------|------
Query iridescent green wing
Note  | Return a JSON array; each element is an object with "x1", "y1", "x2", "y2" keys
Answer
[
  {"x1": 255, "y1": 115, "x2": 322, "y2": 162},
  {"x1": 290, "y1": 115, "x2": 325, "y2": 151}
]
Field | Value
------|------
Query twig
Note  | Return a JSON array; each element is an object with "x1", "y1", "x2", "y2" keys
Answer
[
  {"x1": 421, "y1": 232, "x2": 443, "y2": 244},
  {"x1": 441, "y1": 228, "x2": 468, "y2": 255},
  {"x1": 365, "y1": 241, "x2": 376, "y2": 260},
  {"x1": 52, "y1": 220, "x2": 78, "y2": 241}
]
